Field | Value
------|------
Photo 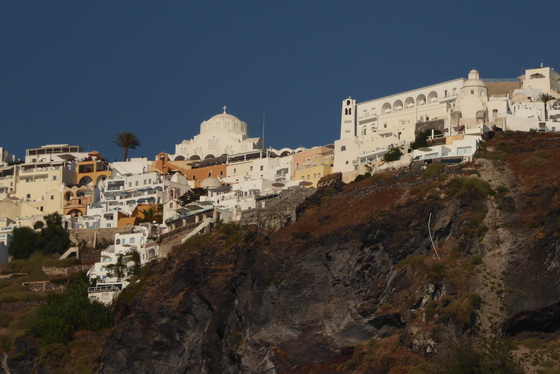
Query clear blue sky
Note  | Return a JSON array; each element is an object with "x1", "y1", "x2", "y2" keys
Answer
[{"x1": 1, "y1": 1, "x2": 558, "y2": 161}]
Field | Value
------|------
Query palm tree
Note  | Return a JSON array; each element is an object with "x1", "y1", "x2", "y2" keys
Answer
[
  {"x1": 537, "y1": 93, "x2": 556, "y2": 121},
  {"x1": 106, "y1": 254, "x2": 127, "y2": 280},
  {"x1": 114, "y1": 131, "x2": 141, "y2": 161}
]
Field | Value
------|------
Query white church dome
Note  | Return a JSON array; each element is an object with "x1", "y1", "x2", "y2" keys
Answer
[
  {"x1": 200, "y1": 176, "x2": 222, "y2": 188},
  {"x1": 200, "y1": 107, "x2": 248, "y2": 136},
  {"x1": 464, "y1": 69, "x2": 486, "y2": 88}
]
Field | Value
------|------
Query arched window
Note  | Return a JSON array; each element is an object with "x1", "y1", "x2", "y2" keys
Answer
[{"x1": 341, "y1": 146, "x2": 346, "y2": 151}]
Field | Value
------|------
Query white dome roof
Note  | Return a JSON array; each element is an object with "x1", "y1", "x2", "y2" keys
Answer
[
  {"x1": 200, "y1": 176, "x2": 222, "y2": 188},
  {"x1": 200, "y1": 107, "x2": 248, "y2": 136},
  {"x1": 464, "y1": 69, "x2": 486, "y2": 88}
]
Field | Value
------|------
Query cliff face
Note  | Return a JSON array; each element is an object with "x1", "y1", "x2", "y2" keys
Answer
[{"x1": 99, "y1": 133, "x2": 560, "y2": 374}]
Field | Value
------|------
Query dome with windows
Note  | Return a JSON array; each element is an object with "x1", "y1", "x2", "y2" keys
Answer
[
  {"x1": 464, "y1": 69, "x2": 486, "y2": 88},
  {"x1": 200, "y1": 107, "x2": 248, "y2": 136}
]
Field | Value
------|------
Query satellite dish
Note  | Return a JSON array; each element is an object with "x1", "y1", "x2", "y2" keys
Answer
[
  {"x1": 272, "y1": 182, "x2": 285, "y2": 188},
  {"x1": 299, "y1": 181, "x2": 313, "y2": 187}
]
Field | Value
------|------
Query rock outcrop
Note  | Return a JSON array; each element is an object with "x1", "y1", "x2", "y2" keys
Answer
[{"x1": 91, "y1": 133, "x2": 560, "y2": 373}]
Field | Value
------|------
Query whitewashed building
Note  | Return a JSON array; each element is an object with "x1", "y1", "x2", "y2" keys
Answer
[
  {"x1": 87, "y1": 225, "x2": 158, "y2": 305},
  {"x1": 335, "y1": 65, "x2": 560, "y2": 180},
  {"x1": 173, "y1": 107, "x2": 262, "y2": 161}
]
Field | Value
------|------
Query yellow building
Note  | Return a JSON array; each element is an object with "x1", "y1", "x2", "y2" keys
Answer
[
  {"x1": 292, "y1": 146, "x2": 334, "y2": 178},
  {"x1": 292, "y1": 146, "x2": 334, "y2": 187},
  {"x1": 293, "y1": 155, "x2": 334, "y2": 188},
  {"x1": 14, "y1": 161, "x2": 76, "y2": 215}
]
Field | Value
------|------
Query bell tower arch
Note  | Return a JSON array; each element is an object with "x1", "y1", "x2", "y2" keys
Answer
[{"x1": 340, "y1": 97, "x2": 356, "y2": 139}]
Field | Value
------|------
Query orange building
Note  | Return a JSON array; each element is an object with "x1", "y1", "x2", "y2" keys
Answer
[
  {"x1": 63, "y1": 186, "x2": 94, "y2": 216},
  {"x1": 151, "y1": 153, "x2": 193, "y2": 175},
  {"x1": 152, "y1": 152, "x2": 227, "y2": 188},
  {"x1": 76, "y1": 151, "x2": 111, "y2": 186}
]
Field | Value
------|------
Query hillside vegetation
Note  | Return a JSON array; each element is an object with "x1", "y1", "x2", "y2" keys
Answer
[{"x1": 3, "y1": 131, "x2": 560, "y2": 373}]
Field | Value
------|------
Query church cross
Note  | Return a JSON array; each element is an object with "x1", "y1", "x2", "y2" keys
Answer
[{"x1": 223, "y1": 105, "x2": 227, "y2": 114}]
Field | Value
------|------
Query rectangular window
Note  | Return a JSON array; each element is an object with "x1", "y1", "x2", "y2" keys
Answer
[
  {"x1": 457, "y1": 147, "x2": 471, "y2": 156},
  {"x1": 52, "y1": 175, "x2": 57, "y2": 181},
  {"x1": 260, "y1": 165, "x2": 263, "y2": 171}
]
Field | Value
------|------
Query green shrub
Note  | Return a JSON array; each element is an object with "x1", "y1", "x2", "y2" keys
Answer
[
  {"x1": 428, "y1": 261, "x2": 446, "y2": 282},
  {"x1": 117, "y1": 279, "x2": 144, "y2": 304},
  {"x1": 448, "y1": 177, "x2": 494, "y2": 203},
  {"x1": 521, "y1": 338, "x2": 547, "y2": 350},
  {"x1": 469, "y1": 255, "x2": 483, "y2": 266},
  {"x1": 33, "y1": 277, "x2": 112, "y2": 345},
  {"x1": 464, "y1": 210, "x2": 488, "y2": 237},
  {"x1": 9, "y1": 227, "x2": 41, "y2": 260},
  {"x1": 383, "y1": 146, "x2": 403, "y2": 162},
  {"x1": 182, "y1": 232, "x2": 211, "y2": 250},
  {"x1": 422, "y1": 163, "x2": 446, "y2": 179},
  {"x1": 521, "y1": 155, "x2": 549, "y2": 167},
  {"x1": 397, "y1": 255, "x2": 427, "y2": 270},
  {"x1": 433, "y1": 335, "x2": 523, "y2": 374},
  {"x1": 495, "y1": 185, "x2": 510, "y2": 196},
  {"x1": 38, "y1": 343, "x2": 70, "y2": 367},
  {"x1": 494, "y1": 141, "x2": 512, "y2": 153},
  {"x1": 8, "y1": 213, "x2": 70, "y2": 259},
  {"x1": 410, "y1": 129, "x2": 443, "y2": 150},
  {"x1": 533, "y1": 149, "x2": 551, "y2": 159},
  {"x1": 353, "y1": 173, "x2": 371, "y2": 183},
  {"x1": 480, "y1": 150, "x2": 509, "y2": 162}
]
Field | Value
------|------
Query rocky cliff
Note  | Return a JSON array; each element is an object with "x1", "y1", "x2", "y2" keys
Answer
[{"x1": 94, "y1": 132, "x2": 560, "y2": 373}]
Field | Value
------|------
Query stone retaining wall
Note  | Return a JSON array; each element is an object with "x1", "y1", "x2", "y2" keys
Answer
[
  {"x1": 241, "y1": 187, "x2": 315, "y2": 231},
  {"x1": 42, "y1": 264, "x2": 92, "y2": 277},
  {"x1": 70, "y1": 227, "x2": 133, "y2": 248},
  {"x1": 25, "y1": 281, "x2": 66, "y2": 294}
]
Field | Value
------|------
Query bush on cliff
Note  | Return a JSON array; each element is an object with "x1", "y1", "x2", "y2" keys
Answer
[
  {"x1": 383, "y1": 146, "x2": 403, "y2": 162},
  {"x1": 432, "y1": 333, "x2": 523, "y2": 374},
  {"x1": 9, "y1": 227, "x2": 42, "y2": 260},
  {"x1": 9, "y1": 213, "x2": 70, "y2": 260},
  {"x1": 33, "y1": 276, "x2": 112, "y2": 345},
  {"x1": 410, "y1": 129, "x2": 443, "y2": 150},
  {"x1": 448, "y1": 177, "x2": 494, "y2": 203}
]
